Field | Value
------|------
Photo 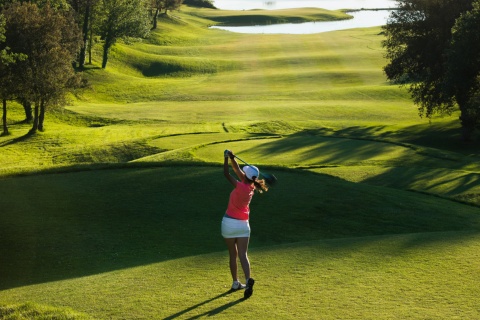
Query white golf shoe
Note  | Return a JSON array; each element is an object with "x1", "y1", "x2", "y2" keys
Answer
[{"x1": 231, "y1": 280, "x2": 246, "y2": 290}]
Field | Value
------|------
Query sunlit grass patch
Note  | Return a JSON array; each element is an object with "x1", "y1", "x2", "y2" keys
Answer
[
  {"x1": 193, "y1": 133, "x2": 420, "y2": 166},
  {"x1": 147, "y1": 132, "x2": 259, "y2": 150},
  {"x1": 79, "y1": 24, "x2": 393, "y2": 103}
]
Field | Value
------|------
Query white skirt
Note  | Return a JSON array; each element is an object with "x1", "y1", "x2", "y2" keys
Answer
[{"x1": 221, "y1": 216, "x2": 251, "y2": 238}]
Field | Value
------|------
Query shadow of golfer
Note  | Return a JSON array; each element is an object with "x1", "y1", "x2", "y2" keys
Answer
[{"x1": 163, "y1": 290, "x2": 244, "y2": 319}]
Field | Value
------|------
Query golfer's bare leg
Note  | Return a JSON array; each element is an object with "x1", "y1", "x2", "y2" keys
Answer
[
  {"x1": 236, "y1": 237, "x2": 250, "y2": 281},
  {"x1": 224, "y1": 238, "x2": 238, "y2": 281}
]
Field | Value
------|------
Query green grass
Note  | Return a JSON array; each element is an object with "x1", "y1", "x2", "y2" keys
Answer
[
  {"x1": 0, "y1": 302, "x2": 92, "y2": 320},
  {"x1": 1, "y1": 168, "x2": 480, "y2": 319},
  {"x1": 2, "y1": 233, "x2": 480, "y2": 319},
  {"x1": 1, "y1": 5, "x2": 480, "y2": 319}
]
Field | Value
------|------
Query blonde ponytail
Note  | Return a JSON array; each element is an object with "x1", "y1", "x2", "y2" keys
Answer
[{"x1": 254, "y1": 179, "x2": 268, "y2": 193}]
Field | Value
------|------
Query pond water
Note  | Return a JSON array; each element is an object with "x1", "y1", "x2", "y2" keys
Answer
[
  {"x1": 212, "y1": 0, "x2": 396, "y2": 11},
  {"x1": 210, "y1": 10, "x2": 392, "y2": 34},
  {"x1": 210, "y1": 0, "x2": 395, "y2": 34}
]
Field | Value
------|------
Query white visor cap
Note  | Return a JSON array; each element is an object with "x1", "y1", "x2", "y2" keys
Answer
[{"x1": 243, "y1": 165, "x2": 260, "y2": 180}]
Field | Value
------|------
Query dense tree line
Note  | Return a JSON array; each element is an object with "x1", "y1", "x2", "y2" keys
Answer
[
  {"x1": 383, "y1": 0, "x2": 480, "y2": 141},
  {"x1": 0, "y1": 0, "x2": 210, "y2": 135},
  {"x1": 3, "y1": 0, "x2": 479, "y2": 140}
]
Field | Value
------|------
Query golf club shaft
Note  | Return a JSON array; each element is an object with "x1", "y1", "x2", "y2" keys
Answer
[{"x1": 233, "y1": 155, "x2": 251, "y2": 167}]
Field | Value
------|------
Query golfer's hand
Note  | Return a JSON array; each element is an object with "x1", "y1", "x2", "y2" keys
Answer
[{"x1": 224, "y1": 150, "x2": 231, "y2": 158}]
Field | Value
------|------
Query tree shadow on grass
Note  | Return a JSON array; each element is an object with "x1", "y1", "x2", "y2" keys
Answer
[
  {"x1": 0, "y1": 130, "x2": 35, "y2": 147},
  {"x1": 244, "y1": 123, "x2": 480, "y2": 164},
  {"x1": 163, "y1": 290, "x2": 244, "y2": 319}
]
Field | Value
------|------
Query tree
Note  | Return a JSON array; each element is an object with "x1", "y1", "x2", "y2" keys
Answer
[
  {"x1": 69, "y1": 0, "x2": 99, "y2": 69},
  {"x1": 70, "y1": 0, "x2": 92, "y2": 69},
  {"x1": 164, "y1": 0, "x2": 182, "y2": 13},
  {"x1": 1, "y1": 3, "x2": 31, "y2": 123},
  {"x1": 0, "y1": 13, "x2": 11, "y2": 135},
  {"x1": 150, "y1": 0, "x2": 182, "y2": 29},
  {"x1": 97, "y1": 0, "x2": 150, "y2": 68},
  {"x1": 150, "y1": 0, "x2": 164, "y2": 29},
  {"x1": 444, "y1": 0, "x2": 480, "y2": 139},
  {"x1": 3, "y1": 2, "x2": 83, "y2": 133},
  {"x1": 182, "y1": 0, "x2": 215, "y2": 9},
  {"x1": 0, "y1": 13, "x2": 26, "y2": 135},
  {"x1": 1, "y1": 0, "x2": 71, "y2": 122},
  {"x1": 382, "y1": 0, "x2": 475, "y2": 141}
]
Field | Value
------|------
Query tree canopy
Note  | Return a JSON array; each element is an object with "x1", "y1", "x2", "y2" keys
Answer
[
  {"x1": 383, "y1": 0, "x2": 477, "y2": 141},
  {"x1": 151, "y1": 0, "x2": 183, "y2": 29},
  {"x1": 3, "y1": 2, "x2": 82, "y2": 133},
  {"x1": 98, "y1": 0, "x2": 150, "y2": 68},
  {"x1": 1, "y1": 13, "x2": 27, "y2": 135},
  {"x1": 0, "y1": 0, "x2": 168, "y2": 135},
  {"x1": 444, "y1": 0, "x2": 480, "y2": 138}
]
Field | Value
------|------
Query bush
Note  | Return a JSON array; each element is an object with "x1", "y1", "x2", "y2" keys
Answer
[{"x1": 183, "y1": 0, "x2": 216, "y2": 9}]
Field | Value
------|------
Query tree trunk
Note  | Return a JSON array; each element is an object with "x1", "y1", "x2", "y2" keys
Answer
[
  {"x1": 2, "y1": 99, "x2": 8, "y2": 136},
  {"x1": 79, "y1": 4, "x2": 90, "y2": 69},
  {"x1": 458, "y1": 98, "x2": 476, "y2": 142},
  {"x1": 22, "y1": 99, "x2": 33, "y2": 122},
  {"x1": 102, "y1": 41, "x2": 110, "y2": 69},
  {"x1": 88, "y1": 22, "x2": 93, "y2": 65},
  {"x1": 152, "y1": 9, "x2": 159, "y2": 29},
  {"x1": 459, "y1": 113, "x2": 475, "y2": 142},
  {"x1": 38, "y1": 101, "x2": 46, "y2": 131},
  {"x1": 102, "y1": 36, "x2": 116, "y2": 69},
  {"x1": 30, "y1": 103, "x2": 40, "y2": 134}
]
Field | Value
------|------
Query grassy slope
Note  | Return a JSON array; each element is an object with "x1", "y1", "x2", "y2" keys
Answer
[
  {"x1": 1, "y1": 5, "x2": 480, "y2": 319},
  {"x1": 1, "y1": 168, "x2": 480, "y2": 319}
]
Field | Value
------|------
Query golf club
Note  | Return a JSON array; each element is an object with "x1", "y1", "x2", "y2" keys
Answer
[{"x1": 233, "y1": 154, "x2": 277, "y2": 186}]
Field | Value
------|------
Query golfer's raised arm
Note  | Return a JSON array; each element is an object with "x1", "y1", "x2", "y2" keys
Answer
[
  {"x1": 229, "y1": 152, "x2": 246, "y2": 182},
  {"x1": 224, "y1": 150, "x2": 236, "y2": 186}
]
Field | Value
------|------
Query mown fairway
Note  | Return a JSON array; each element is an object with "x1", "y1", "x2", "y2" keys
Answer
[{"x1": 1, "y1": 6, "x2": 480, "y2": 319}]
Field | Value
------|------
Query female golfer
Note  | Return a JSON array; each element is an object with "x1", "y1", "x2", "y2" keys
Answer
[{"x1": 222, "y1": 149, "x2": 268, "y2": 299}]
